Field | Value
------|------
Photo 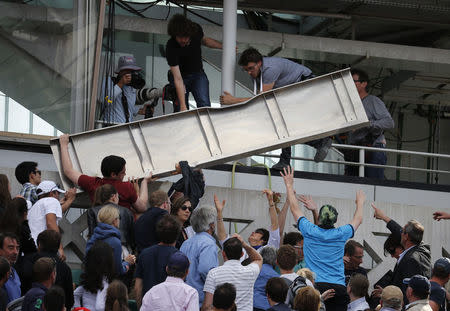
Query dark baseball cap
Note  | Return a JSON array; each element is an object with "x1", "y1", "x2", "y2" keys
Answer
[
  {"x1": 403, "y1": 275, "x2": 430, "y2": 294},
  {"x1": 434, "y1": 257, "x2": 450, "y2": 274},
  {"x1": 115, "y1": 55, "x2": 141, "y2": 73},
  {"x1": 167, "y1": 251, "x2": 190, "y2": 273}
]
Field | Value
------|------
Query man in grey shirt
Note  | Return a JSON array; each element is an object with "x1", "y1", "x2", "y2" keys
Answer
[
  {"x1": 346, "y1": 69, "x2": 394, "y2": 179},
  {"x1": 220, "y1": 47, "x2": 332, "y2": 170}
]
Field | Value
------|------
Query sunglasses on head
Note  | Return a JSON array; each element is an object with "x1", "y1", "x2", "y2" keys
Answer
[{"x1": 180, "y1": 205, "x2": 193, "y2": 212}]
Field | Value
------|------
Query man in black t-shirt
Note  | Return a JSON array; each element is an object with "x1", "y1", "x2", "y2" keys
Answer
[{"x1": 165, "y1": 14, "x2": 222, "y2": 112}]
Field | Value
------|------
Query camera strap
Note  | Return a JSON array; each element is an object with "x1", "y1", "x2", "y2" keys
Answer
[{"x1": 121, "y1": 92, "x2": 130, "y2": 123}]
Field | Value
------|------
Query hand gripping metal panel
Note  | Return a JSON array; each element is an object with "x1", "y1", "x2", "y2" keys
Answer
[{"x1": 50, "y1": 69, "x2": 369, "y2": 189}]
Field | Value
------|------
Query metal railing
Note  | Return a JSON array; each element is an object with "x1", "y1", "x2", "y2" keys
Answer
[{"x1": 258, "y1": 143, "x2": 450, "y2": 178}]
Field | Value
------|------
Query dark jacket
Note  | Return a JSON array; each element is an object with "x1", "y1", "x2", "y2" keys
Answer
[
  {"x1": 21, "y1": 282, "x2": 47, "y2": 311},
  {"x1": 21, "y1": 252, "x2": 73, "y2": 310},
  {"x1": 389, "y1": 221, "x2": 431, "y2": 304},
  {"x1": 20, "y1": 221, "x2": 37, "y2": 256},
  {"x1": 267, "y1": 303, "x2": 292, "y2": 311},
  {"x1": 168, "y1": 161, "x2": 205, "y2": 209},
  {"x1": 86, "y1": 223, "x2": 128, "y2": 275},
  {"x1": 87, "y1": 204, "x2": 135, "y2": 251},
  {"x1": 134, "y1": 207, "x2": 167, "y2": 253}
]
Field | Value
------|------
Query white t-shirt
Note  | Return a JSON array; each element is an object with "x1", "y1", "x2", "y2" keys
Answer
[
  {"x1": 73, "y1": 279, "x2": 109, "y2": 311},
  {"x1": 204, "y1": 260, "x2": 260, "y2": 311},
  {"x1": 28, "y1": 197, "x2": 62, "y2": 245}
]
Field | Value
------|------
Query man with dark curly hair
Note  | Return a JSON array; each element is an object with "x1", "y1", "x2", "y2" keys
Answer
[{"x1": 166, "y1": 14, "x2": 222, "y2": 112}]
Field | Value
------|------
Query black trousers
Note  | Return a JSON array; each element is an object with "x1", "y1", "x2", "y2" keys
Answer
[{"x1": 315, "y1": 282, "x2": 350, "y2": 311}]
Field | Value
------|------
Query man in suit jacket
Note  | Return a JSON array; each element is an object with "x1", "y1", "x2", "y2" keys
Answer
[{"x1": 390, "y1": 220, "x2": 431, "y2": 304}]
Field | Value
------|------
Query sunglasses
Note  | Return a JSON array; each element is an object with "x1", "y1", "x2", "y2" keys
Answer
[
  {"x1": 34, "y1": 170, "x2": 42, "y2": 175},
  {"x1": 180, "y1": 205, "x2": 193, "y2": 212}
]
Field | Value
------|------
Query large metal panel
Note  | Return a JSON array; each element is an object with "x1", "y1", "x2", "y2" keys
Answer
[{"x1": 50, "y1": 69, "x2": 369, "y2": 189}]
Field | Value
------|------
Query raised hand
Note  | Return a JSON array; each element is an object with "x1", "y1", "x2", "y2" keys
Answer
[
  {"x1": 280, "y1": 166, "x2": 294, "y2": 188},
  {"x1": 213, "y1": 194, "x2": 226, "y2": 214},
  {"x1": 433, "y1": 211, "x2": 450, "y2": 221},
  {"x1": 298, "y1": 195, "x2": 318, "y2": 212}
]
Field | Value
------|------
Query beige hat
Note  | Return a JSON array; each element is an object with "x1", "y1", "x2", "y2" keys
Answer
[{"x1": 381, "y1": 285, "x2": 403, "y2": 305}]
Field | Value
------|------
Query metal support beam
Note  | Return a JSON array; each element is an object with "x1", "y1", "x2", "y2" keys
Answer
[
  {"x1": 221, "y1": 0, "x2": 237, "y2": 95},
  {"x1": 381, "y1": 70, "x2": 417, "y2": 95},
  {"x1": 88, "y1": 0, "x2": 106, "y2": 131},
  {"x1": 50, "y1": 69, "x2": 369, "y2": 189}
]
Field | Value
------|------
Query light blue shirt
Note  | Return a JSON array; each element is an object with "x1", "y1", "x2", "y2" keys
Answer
[
  {"x1": 103, "y1": 77, "x2": 138, "y2": 124},
  {"x1": 180, "y1": 232, "x2": 218, "y2": 304},
  {"x1": 298, "y1": 217, "x2": 354, "y2": 286},
  {"x1": 4, "y1": 267, "x2": 21, "y2": 303},
  {"x1": 261, "y1": 57, "x2": 312, "y2": 89},
  {"x1": 253, "y1": 264, "x2": 279, "y2": 310}
]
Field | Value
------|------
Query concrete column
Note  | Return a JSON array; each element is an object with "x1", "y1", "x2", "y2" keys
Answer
[
  {"x1": 221, "y1": 0, "x2": 237, "y2": 95},
  {"x1": 71, "y1": 0, "x2": 97, "y2": 133}
]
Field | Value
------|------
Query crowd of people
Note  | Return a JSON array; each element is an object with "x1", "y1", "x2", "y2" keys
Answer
[
  {"x1": 0, "y1": 12, "x2": 448, "y2": 311},
  {"x1": 0, "y1": 152, "x2": 448, "y2": 311}
]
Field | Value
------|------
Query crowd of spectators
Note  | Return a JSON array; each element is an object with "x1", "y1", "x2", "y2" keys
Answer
[{"x1": 0, "y1": 147, "x2": 448, "y2": 311}]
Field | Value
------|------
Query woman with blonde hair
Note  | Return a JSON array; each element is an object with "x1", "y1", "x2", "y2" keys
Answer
[
  {"x1": 293, "y1": 287, "x2": 321, "y2": 311},
  {"x1": 87, "y1": 184, "x2": 135, "y2": 253},
  {"x1": 105, "y1": 280, "x2": 129, "y2": 311},
  {"x1": 86, "y1": 204, "x2": 136, "y2": 275}
]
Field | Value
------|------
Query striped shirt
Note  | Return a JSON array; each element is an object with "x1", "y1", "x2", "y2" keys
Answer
[
  {"x1": 20, "y1": 183, "x2": 38, "y2": 204},
  {"x1": 204, "y1": 260, "x2": 260, "y2": 311}
]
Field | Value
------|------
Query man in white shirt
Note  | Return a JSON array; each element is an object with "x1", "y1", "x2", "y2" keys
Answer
[
  {"x1": 141, "y1": 251, "x2": 198, "y2": 311},
  {"x1": 28, "y1": 181, "x2": 75, "y2": 258},
  {"x1": 202, "y1": 235, "x2": 262, "y2": 311},
  {"x1": 347, "y1": 273, "x2": 370, "y2": 311}
]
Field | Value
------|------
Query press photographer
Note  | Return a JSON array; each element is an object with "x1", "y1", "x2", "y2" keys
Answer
[{"x1": 102, "y1": 55, "x2": 144, "y2": 124}]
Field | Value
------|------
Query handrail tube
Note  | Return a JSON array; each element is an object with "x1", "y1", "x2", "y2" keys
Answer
[
  {"x1": 258, "y1": 154, "x2": 450, "y2": 174},
  {"x1": 332, "y1": 143, "x2": 450, "y2": 159}
]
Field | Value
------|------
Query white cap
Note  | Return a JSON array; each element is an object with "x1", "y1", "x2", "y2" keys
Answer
[{"x1": 36, "y1": 181, "x2": 65, "y2": 196}]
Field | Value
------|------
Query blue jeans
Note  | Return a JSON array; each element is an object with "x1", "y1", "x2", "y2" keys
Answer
[
  {"x1": 344, "y1": 143, "x2": 387, "y2": 179},
  {"x1": 365, "y1": 143, "x2": 387, "y2": 179},
  {"x1": 170, "y1": 71, "x2": 211, "y2": 112}
]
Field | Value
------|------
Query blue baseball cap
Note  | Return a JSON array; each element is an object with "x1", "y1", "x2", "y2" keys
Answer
[
  {"x1": 167, "y1": 251, "x2": 190, "y2": 273},
  {"x1": 403, "y1": 275, "x2": 430, "y2": 294}
]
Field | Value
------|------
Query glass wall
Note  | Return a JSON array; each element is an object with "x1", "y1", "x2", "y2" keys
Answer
[{"x1": 0, "y1": 0, "x2": 98, "y2": 134}]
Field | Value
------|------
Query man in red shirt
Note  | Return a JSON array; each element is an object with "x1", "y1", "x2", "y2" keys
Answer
[{"x1": 59, "y1": 134, "x2": 151, "y2": 215}]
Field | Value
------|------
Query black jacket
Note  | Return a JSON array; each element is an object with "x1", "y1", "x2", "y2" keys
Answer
[
  {"x1": 168, "y1": 161, "x2": 205, "y2": 209},
  {"x1": 388, "y1": 220, "x2": 431, "y2": 304}
]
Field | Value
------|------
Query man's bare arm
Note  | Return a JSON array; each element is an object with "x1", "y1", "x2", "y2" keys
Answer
[
  {"x1": 135, "y1": 277, "x2": 143, "y2": 309},
  {"x1": 350, "y1": 190, "x2": 365, "y2": 231},
  {"x1": 133, "y1": 173, "x2": 157, "y2": 213},
  {"x1": 59, "y1": 134, "x2": 82, "y2": 185},
  {"x1": 278, "y1": 199, "x2": 289, "y2": 238},
  {"x1": 201, "y1": 292, "x2": 214, "y2": 311},
  {"x1": 170, "y1": 65, "x2": 187, "y2": 111},
  {"x1": 202, "y1": 37, "x2": 222, "y2": 49},
  {"x1": 281, "y1": 167, "x2": 304, "y2": 221},
  {"x1": 214, "y1": 194, "x2": 227, "y2": 242},
  {"x1": 263, "y1": 189, "x2": 278, "y2": 231}
]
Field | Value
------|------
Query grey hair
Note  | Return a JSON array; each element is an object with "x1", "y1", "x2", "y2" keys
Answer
[
  {"x1": 190, "y1": 205, "x2": 217, "y2": 233},
  {"x1": 260, "y1": 246, "x2": 277, "y2": 267}
]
